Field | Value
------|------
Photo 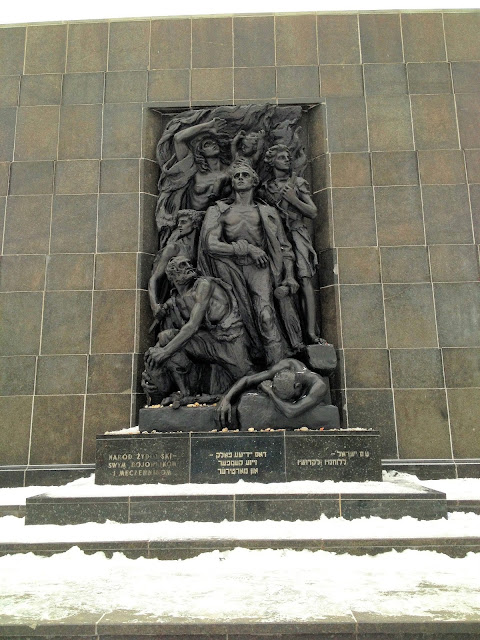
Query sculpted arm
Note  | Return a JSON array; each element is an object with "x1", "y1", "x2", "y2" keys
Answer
[
  {"x1": 231, "y1": 130, "x2": 245, "y2": 159},
  {"x1": 290, "y1": 190, "x2": 317, "y2": 219},
  {"x1": 217, "y1": 360, "x2": 290, "y2": 428},
  {"x1": 270, "y1": 209, "x2": 298, "y2": 291},
  {"x1": 223, "y1": 361, "x2": 288, "y2": 403},
  {"x1": 162, "y1": 279, "x2": 212, "y2": 356},
  {"x1": 282, "y1": 180, "x2": 317, "y2": 219},
  {"x1": 206, "y1": 223, "x2": 237, "y2": 257},
  {"x1": 148, "y1": 241, "x2": 179, "y2": 315},
  {"x1": 174, "y1": 118, "x2": 226, "y2": 161},
  {"x1": 252, "y1": 129, "x2": 265, "y2": 166},
  {"x1": 206, "y1": 222, "x2": 268, "y2": 267}
]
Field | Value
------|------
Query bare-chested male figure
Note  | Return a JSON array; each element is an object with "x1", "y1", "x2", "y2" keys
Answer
[
  {"x1": 200, "y1": 161, "x2": 301, "y2": 365},
  {"x1": 143, "y1": 256, "x2": 253, "y2": 402},
  {"x1": 217, "y1": 358, "x2": 327, "y2": 428}
]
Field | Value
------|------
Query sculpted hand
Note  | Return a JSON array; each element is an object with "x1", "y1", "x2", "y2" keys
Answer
[
  {"x1": 233, "y1": 129, "x2": 246, "y2": 143},
  {"x1": 232, "y1": 239, "x2": 250, "y2": 256},
  {"x1": 249, "y1": 245, "x2": 269, "y2": 268},
  {"x1": 282, "y1": 277, "x2": 299, "y2": 295},
  {"x1": 217, "y1": 397, "x2": 232, "y2": 429},
  {"x1": 212, "y1": 118, "x2": 227, "y2": 134},
  {"x1": 281, "y1": 184, "x2": 298, "y2": 205},
  {"x1": 145, "y1": 346, "x2": 169, "y2": 368},
  {"x1": 141, "y1": 371, "x2": 158, "y2": 394},
  {"x1": 153, "y1": 303, "x2": 167, "y2": 322}
]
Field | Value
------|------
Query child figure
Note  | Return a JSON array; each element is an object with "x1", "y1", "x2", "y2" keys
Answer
[{"x1": 231, "y1": 129, "x2": 265, "y2": 169}]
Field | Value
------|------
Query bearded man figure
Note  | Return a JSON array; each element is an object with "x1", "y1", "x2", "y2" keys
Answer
[{"x1": 142, "y1": 256, "x2": 254, "y2": 404}]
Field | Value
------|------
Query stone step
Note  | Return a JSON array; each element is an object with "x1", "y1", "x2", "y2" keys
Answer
[
  {"x1": 5, "y1": 498, "x2": 479, "y2": 522},
  {"x1": 1, "y1": 459, "x2": 479, "y2": 489},
  {"x1": 24, "y1": 481, "x2": 448, "y2": 526},
  {"x1": 0, "y1": 616, "x2": 479, "y2": 639},
  {"x1": 1, "y1": 535, "x2": 480, "y2": 560}
]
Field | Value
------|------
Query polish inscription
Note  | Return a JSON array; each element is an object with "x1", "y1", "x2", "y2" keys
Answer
[
  {"x1": 107, "y1": 451, "x2": 178, "y2": 478},
  {"x1": 96, "y1": 434, "x2": 189, "y2": 485}
]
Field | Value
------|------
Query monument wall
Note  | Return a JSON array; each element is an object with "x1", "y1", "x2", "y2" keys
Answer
[{"x1": 0, "y1": 11, "x2": 479, "y2": 469}]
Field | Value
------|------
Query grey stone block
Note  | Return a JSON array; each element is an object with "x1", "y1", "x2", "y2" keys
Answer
[
  {"x1": 304, "y1": 343, "x2": 337, "y2": 371},
  {"x1": 139, "y1": 405, "x2": 219, "y2": 433},
  {"x1": 237, "y1": 391, "x2": 340, "y2": 430}
]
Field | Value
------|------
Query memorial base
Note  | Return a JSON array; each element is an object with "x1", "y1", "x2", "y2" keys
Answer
[
  {"x1": 139, "y1": 399, "x2": 340, "y2": 433},
  {"x1": 95, "y1": 430, "x2": 380, "y2": 485}
]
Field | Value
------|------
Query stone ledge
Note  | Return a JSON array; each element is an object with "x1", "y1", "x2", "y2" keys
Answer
[
  {"x1": 2, "y1": 535, "x2": 480, "y2": 560},
  {"x1": 0, "y1": 617, "x2": 480, "y2": 639},
  {"x1": 2, "y1": 459, "x2": 480, "y2": 489},
  {"x1": 25, "y1": 482, "x2": 447, "y2": 526}
]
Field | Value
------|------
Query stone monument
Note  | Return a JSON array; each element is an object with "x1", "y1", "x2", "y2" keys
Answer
[
  {"x1": 96, "y1": 103, "x2": 381, "y2": 484},
  {"x1": 140, "y1": 104, "x2": 340, "y2": 431}
]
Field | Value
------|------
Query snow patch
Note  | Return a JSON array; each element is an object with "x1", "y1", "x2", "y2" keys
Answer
[{"x1": 0, "y1": 547, "x2": 479, "y2": 623}]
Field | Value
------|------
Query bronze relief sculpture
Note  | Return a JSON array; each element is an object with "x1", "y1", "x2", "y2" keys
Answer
[{"x1": 143, "y1": 104, "x2": 339, "y2": 430}]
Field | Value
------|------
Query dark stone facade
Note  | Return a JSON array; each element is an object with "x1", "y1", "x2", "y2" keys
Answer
[{"x1": 0, "y1": 11, "x2": 479, "y2": 468}]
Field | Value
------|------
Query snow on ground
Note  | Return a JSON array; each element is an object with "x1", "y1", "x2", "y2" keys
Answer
[
  {"x1": 1, "y1": 471, "x2": 480, "y2": 545},
  {"x1": 1, "y1": 511, "x2": 480, "y2": 544},
  {"x1": 4, "y1": 470, "x2": 480, "y2": 505},
  {"x1": 0, "y1": 546, "x2": 479, "y2": 623},
  {"x1": 419, "y1": 478, "x2": 480, "y2": 500},
  {"x1": 1, "y1": 472, "x2": 480, "y2": 624}
]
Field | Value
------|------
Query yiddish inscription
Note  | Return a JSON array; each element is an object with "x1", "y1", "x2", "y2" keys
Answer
[
  {"x1": 214, "y1": 449, "x2": 267, "y2": 476},
  {"x1": 190, "y1": 433, "x2": 286, "y2": 483}
]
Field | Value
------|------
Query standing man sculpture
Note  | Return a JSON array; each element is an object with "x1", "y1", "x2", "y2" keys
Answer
[{"x1": 199, "y1": 160, "x2": 303, "y2": 366}]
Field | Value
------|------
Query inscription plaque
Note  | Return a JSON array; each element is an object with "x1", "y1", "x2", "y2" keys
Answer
[
  {"x1": 96, "y1": 431, "x2": 381, "y2": 485},
  {"x1": 95, "y1": 433, "x2": 189, "y2": 485},
  {"x1": 285, "y1": 431, "x2": 381, "y2": 482},
  {"x1": 190, "y1": 432, "x2": 285, "y2": 483}
]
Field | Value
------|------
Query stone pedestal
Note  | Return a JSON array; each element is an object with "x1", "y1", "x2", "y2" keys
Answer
[
  {"x1": 95, "y1": 430, "x2": 381, "y2": 485},
  {"x1": 138, "y1": 376, "x2": 340, "y2": 433}
]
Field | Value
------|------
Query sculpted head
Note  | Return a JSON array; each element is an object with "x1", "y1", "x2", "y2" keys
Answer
[
  {"x1": 176, "y1": 209, "x2": 204, "y2": 237},
  {"x1": 228, "y1": 160, "x2": 259, "y2": 192},
  {"x1": 192, "y1": 133, "x2": 229, "y2": 172},
  {"x1": 165, "y1": 256, "x2": 196, "y2": 285},
  {"x1": 271, "y1": 368, "x2": 302, "y2": 401},
  {"x1": 264, "y1": 144, "x2": 291, "y2": 173},
  {"x1": 240, "y1": 131, "x2": 261, "y2": 156}
]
